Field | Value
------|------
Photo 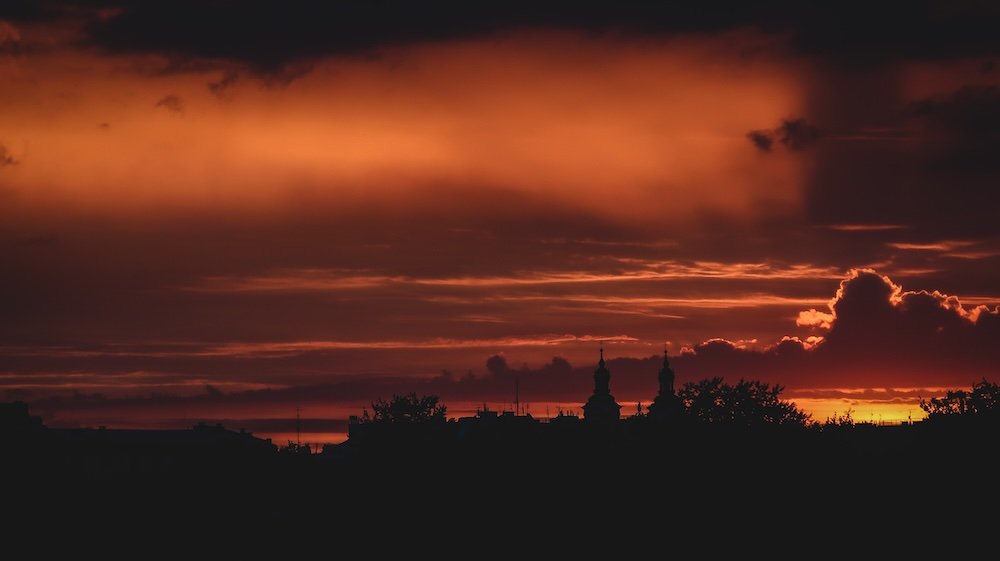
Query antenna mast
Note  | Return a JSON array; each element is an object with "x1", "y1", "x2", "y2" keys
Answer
[{"x1": 515, "y1": 376, "x2": 520, "y2": 416}]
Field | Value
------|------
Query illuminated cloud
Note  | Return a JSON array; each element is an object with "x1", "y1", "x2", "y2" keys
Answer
[
  {"x1": 483, "y1": 294, "x2": 828, "y2": 309},
  {"x1": 204, "y1": 335, "x2": 640, "y2": 357},
  {"x1": 796, "y1": 309, "x2": 834, "y2": 329},
  {"x1": 887, "y1": 241, "x2": 976, "y2": 251},
  {"x1": 190, "y1": 262, "x2": 844, "y2": 293},
  {"x1": 886, "y1": 240, "x2": 1000, "y2": 260},
  {"x1": 674, "y1": 269, "x2": 1000, "y2": 387}
]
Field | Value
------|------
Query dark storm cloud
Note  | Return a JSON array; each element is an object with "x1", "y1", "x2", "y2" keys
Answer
[
  {"x1": 775, "y1": 118, "x2": 822, "y2": 150},
  {"x1": 746, "y1": 130, "x2": 773, "y2": 152},
  {"x1": 746, "y1": 118, "x2": 822, "y2": 152},
  {"x1": 914, "y1": 85, "x2": 1000, "y2": 132},
  {"x1": 818, "y1": 269, "x2": 1000, "y2": 359},
  {"x1": 0, "y1": 1, "x2": 48, "y2": 21},
  {"x1": 911, "y1": 85, "x2": 1000, "y2": 169},
  {"x1": 803, "y1": 79, "x2": 1000, "y2": 239},
  {"x1": 154, "y1": 94, "x2": 184, "y2": 113},
  {"x1": 207, "y1": 70, "x2": 239, "y2": 98},
  {"x1": 676, "y1": 270, "x2": 1000, "y2": 388},
  {"x1": 7, "y1": 1, "x2": 999, "y2": 72}
]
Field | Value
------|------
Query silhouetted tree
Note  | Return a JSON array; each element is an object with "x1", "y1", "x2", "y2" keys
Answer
[
  {"x1": 279, "y1": 441, "x2": 313, "y2": 456},
  {"x1": 678, "y1": 377, "x2": 809, "y2": 427},
  {"x1": 920, "y1": 379, "x2": 1000, "y2": 418},
  {"x1": 486, "y1": 354, "x2": 509, "y2": 376},
  {"x1": 824, "y1": 408, "x2": 856, "y2": 427},
  {"x1": 361, "y1": 393, "x2": 447, "y2": 424}
]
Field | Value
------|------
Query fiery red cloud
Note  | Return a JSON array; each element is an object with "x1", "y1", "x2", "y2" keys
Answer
[{"x1": 1, "y1": 2, "x2": 999, "y2": 441}]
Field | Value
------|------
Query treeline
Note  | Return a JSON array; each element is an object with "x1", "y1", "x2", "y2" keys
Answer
[{"x1": 359, "y1": 378, "x2": 1000, "y2": 429}]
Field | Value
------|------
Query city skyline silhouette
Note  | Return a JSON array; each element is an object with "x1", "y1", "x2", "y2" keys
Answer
[{"x1": 2, "y1": 0, "x2": 999, "y2": 540}]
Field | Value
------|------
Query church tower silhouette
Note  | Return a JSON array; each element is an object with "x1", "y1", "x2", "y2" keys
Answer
[
  {"x1": 582, "y1": 345, "x2": 622, "y2": 423},
  {"x1": 647, "y1": 348, "x2": 681, "y2": 421}
]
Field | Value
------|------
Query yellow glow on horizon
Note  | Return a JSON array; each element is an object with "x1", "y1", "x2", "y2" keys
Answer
[{"x1": 792, "y1": 397, "x2": 928, "y2": 424}]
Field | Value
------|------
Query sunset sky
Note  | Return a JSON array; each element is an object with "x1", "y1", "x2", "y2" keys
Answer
[{"x1": 2, "y1": 1, "x2": 999, "y2": 442}]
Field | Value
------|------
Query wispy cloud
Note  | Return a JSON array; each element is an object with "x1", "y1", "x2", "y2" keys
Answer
[
  {"x1": 821, "y1": 224, "x2": 907, "y2": 232},
  {"x1": 189, "y1": 261, "x2": 845, "y2": 293},
  {"x1": 887, "y1": 240, "x2": 977, "y2": 251},
  {"x1": 944, "y1": 251, "x2": 1000, "y2": 260},
  {"x1": 1, "y1": 334, "x2": 639, "y2": 360},
  {"x1": 886, "y1": 240, "x2": 1000, "y2": 260},
  {"x1": 0, "y1": 370, "x2": 269, "y2": 392},
  {"x1": 522, "y1": 294, "x2": 829, "y2": 308},
  {"x1": 427, "y1": 294, "x2": 830, "y2": 309},
  {"x1": 783, "y1": 387, "x2": 952, "y2": 400},
  {"x1": 204, "y1": 335, "x2": 640, "y2": 356}
]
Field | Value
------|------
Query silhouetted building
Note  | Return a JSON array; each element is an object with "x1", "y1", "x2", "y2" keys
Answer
[
  {"x1": 647, "y1": 349, "x2": 681, "y2": 421},
  {"x1": 0, "y1": 401, "x2": 44, "y2": 434},
  {"x1": 548, "y1": 410, "x2": 581, "y2": 426},
  {"x1": 582, "y1": 347, "x2": 621, "y2": 424},
  {"x1": 51, "y1": 422, "x2": 276, "y2": 456},
  {"x1": 455, "y1": 404, "x2": 540, "y2": 440}
]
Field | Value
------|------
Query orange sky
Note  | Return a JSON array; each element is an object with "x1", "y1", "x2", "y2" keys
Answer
[
  {"x1": 0, "y1": 31, "x2": 809, "y2": 222},
  {"x1": 2, "y1": 9, "x2": 999, "y2": 437}
]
